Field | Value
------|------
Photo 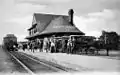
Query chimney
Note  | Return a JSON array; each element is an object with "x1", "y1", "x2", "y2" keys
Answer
[{"x1": 68, "y1": 9, "x2": 74, "y2": 25}]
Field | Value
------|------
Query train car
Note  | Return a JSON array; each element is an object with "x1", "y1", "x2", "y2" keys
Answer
[{"x1": 3, "y1": 34, "x2": 18, "y2": 51}]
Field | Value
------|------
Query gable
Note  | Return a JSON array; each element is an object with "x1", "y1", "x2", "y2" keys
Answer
[{"x1": 32, "y1": 15, "x2": 37, "y2": 25}]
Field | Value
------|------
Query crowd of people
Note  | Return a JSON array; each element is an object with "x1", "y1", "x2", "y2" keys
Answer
[{"x1": 19, "y1": 36, "x2": 77, "y2": 54}]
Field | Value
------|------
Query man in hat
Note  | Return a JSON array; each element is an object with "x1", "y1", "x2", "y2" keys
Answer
[
  {"x1": 67, "y1": 39, "x2": 71, "y2": 54},
  {"x1": 50, "y1": 36, "x2": 56, "y2": 53},
  {"x1": 71, "y1": 37, "x2": 76, "y2": 54}
]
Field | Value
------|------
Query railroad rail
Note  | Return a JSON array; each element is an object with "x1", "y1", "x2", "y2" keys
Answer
[
  {"x1": 8, "y1": 52, "x2": 36, "y2": 75},
  {"x1": 18, "y1": 52, "x2": 68, "y2": 72},
  {"x1": 8, "y1": 51, "x2": 68, "y2": 75}
]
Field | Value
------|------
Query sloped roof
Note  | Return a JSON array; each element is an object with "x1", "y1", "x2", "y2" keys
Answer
[
  {"x1": 26, "y1": 13, "x2": 85, "y2": 39},
  {"x1": 26, "y1": 13, "x2": 69, "y2": 39},
  {"x1": 38, "y1": 16, "x2": 85, "y2": 36},
  {"x1": 28, "y1": 13, "x2": 68, "y2": 30},
  {"x1": 34, "y1": 13, "x2": 68, "y2": 22},
  {"x1": 33, "y1": 13, "x2": 68, "y2": 32}
]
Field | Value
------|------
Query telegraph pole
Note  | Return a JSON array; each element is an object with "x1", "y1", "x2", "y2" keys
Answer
[
  {"x1": 104, "y1": 33, "x2": 109, "y2": 56},
  {"x1": 105, "y1": 34, "x2": 107, "y2": 44}
]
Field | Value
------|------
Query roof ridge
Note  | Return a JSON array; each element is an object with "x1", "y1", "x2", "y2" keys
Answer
[{"x1": 34, "y1": 13, "x2": 68, "y2": 17}]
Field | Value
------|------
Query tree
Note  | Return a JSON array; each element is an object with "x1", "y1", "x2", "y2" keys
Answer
[{"x1": 99, "y1": 30, "x2": 119, "y2": 56}]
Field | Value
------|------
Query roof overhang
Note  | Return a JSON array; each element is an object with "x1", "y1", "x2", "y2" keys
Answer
[
  {"x1": 26, "y1": 31, "x2": 85, "y2": 39},
  {"x1": 37, "y1": 32, "x2": 85, "y2": 37},
  {"x1": 27, "y1": 23, "x2": 37, "y2": 31}
]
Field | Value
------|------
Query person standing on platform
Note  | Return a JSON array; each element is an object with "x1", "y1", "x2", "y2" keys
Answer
[
  {"x1": 50, "y1": 36, "x2": 56, "y2": 53},
  {"x1": 62, "y1": 39, "x2": 65, "y2": 53},
  {"x1": 32, "y1": 41, "x2": 35, "y2": 53},
  {"x1": 54, "y1": 38, "x2": 57, "y2": 53},
  {"x1": 67, "y1": 39, "x2": 71, "y2": 54},
  {"x1": 38, "y1": 40, "x2": 42, "y2": 52},
  {"x1": 47, "y1": 38, "x2": 51, "y2": 52},
  {"x1": 43, "y1": 37, "x2": 49, "y2": 52},
  {"x1": 29, "y1": 41, "x2": 32, "y2": 52},
  {"x1": 43, "y1": 37, "x2": 47, "y2": 52},
  {"x1": 40, "y1": 40, "x2": 43, "y2": 52},
  {"x1": 64, "y1": 40, "x2": 68, "y2": 53},
  {"x1": 71, "y1": 37, "x2": 76, "y2": 54}
]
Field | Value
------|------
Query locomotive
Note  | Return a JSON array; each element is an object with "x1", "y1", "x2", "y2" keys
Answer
[{"x1": 3, "y1": 34, "x2": 18, "y2": 51}]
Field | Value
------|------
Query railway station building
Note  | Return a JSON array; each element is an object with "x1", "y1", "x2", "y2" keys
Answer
[
  {"x1": 25, "y1": 9, "x2": 85, "y2": 52},
  {"x1": 26, "y1": 9, "x2": 84, "y2": 41}
]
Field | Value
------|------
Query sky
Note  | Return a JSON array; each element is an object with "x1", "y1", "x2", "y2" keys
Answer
[{"x1": 0, "y1": 0, "x2": 120, "y2": 44}]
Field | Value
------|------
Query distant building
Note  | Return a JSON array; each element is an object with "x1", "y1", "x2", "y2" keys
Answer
[{"x1": 25, "y1": 9, "x2": 85, "y2": 41}]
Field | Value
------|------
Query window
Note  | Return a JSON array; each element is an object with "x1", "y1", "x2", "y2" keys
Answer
[
  {"x1": 31, "y1": 29, "x2": 33, "y2": 35},
  {"x1": 35, "y1": 28, "x2": 37, "y2": 33},
  {"x1": 29, "y1": 31, "x2": 31, "y2": 35},
  {"x1": 34, "y1": 28, "x2": 36, "y2": 33},
  {"x1": 33, "y1": 29, "x2": 35, "y2": 34},
  {"x1": 33, "y1": 28, "x2": 37, "y2": 33}
]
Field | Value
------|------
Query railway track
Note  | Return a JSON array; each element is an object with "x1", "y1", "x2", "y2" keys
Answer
[
  {"x1": 8, "y1": 52, "x2": 35, "y2": 75},
  {"x1": 8, "y1": 51, "x2": 68, "y2": 75}
]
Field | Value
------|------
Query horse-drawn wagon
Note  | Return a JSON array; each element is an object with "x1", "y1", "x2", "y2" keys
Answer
[{"x1": 68, "y1": 35, "x2": 98, "y2": 54}]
